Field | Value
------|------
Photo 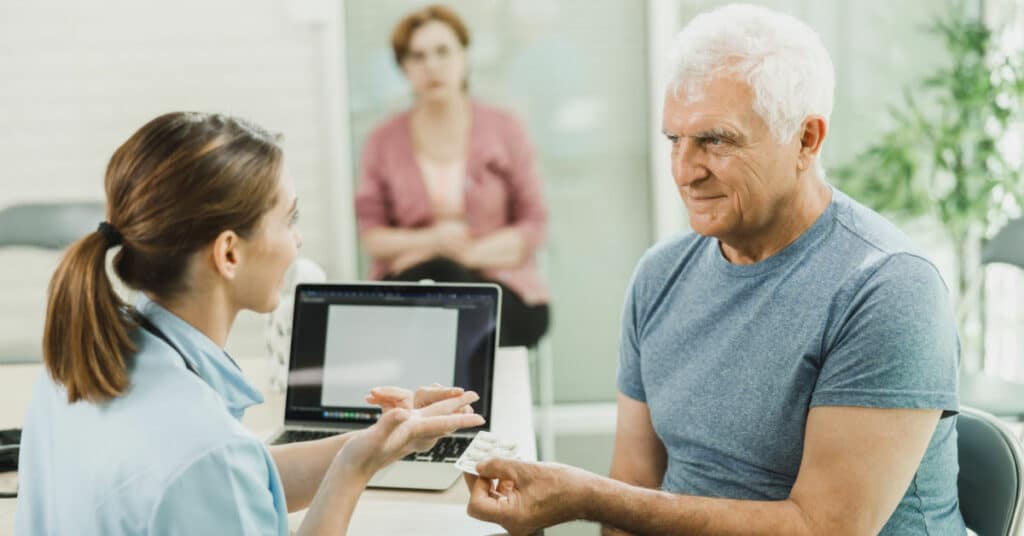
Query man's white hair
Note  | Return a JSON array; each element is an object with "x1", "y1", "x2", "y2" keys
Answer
[{"x1": 668, "y1": 4, "x2": 835, "y2": 149}]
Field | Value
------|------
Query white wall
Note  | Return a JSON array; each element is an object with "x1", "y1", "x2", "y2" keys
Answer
[{"x1": 0, "y1": 0, "x2": 350, "y2": 360}]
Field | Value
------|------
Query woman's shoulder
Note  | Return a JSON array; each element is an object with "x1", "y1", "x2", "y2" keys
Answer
[
  {"x1": 367, "y1": 108, "x2": 412, "y2": 143},
  {"x1": 472, "y1": 100, "x2": 527, "y2": 133}
]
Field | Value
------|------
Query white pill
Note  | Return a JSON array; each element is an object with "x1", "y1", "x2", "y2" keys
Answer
[
  {"x1": 497, "y1": 439, "x2": 516, "y2": 449},
  {"x1": 474, "y1": 442, "x2": 494, "y2": 452},
  {"x1": 465, "y1": 449, "x2": 485, "y2": 461},
  {"x1": 476, "y1": 432, "x2": 496, "y2": 443}
]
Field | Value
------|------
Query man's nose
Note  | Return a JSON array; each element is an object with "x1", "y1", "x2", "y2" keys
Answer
[{"x1": 672, "y1": 144, "x2": 708, "y2": 187}]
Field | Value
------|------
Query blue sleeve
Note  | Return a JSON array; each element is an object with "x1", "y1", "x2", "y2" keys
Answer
[
  {"x1": 812, "y1": 253, "x2": 959, "y2": 415},
  {"x1": 617, "y1": 266, "x2": 647, "y2": 402},
  {"x1": 148, "y1": 439, "x2": 288, "y2": 536}
]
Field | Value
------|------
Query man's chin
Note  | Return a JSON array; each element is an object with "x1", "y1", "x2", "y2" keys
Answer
[{"x1": 687, "y1": 217, "x2": 725, "y2": 238}]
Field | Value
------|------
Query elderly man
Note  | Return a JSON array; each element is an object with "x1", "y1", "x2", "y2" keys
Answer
[{"x1": 465, "y1": 4, "x2": 964, "y2": 535}]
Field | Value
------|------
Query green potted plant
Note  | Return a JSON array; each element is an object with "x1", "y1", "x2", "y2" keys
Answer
[{"x1": 831, "y1": 0, "x2": 1024, "y2": 370}]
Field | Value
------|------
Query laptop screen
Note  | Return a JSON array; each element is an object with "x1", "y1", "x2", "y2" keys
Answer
[{"x1": 284, "y1": 282, "x2": 500, "y2": 428}]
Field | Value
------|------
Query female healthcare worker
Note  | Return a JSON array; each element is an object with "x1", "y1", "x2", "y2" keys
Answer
[{"x1": 14, "y1": 112, "x2": 483, "y2": 535}]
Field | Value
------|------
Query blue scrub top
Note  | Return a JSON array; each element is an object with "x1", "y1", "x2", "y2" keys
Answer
[{"x1": 15, "y1": 295, "x2": 289, "y2": 535}]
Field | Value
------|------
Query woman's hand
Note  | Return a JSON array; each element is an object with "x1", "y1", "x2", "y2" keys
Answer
[
  {"x1": 431, "y1": 220, "x2": 471, "y2": 258},
  {"x1": 366, "y1": 383, "x2": 474, "y2": 413},
  {"x1": 338, "y1": 391, "x2": 485, "y2": 480}
]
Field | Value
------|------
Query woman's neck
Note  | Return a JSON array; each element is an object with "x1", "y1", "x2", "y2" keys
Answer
[
  {"x1": 146, "y1": 288, "x2": 237, "y2": 348},
  {"x1": 414, "y1": 93, "x2": 471, "y2": 123}
]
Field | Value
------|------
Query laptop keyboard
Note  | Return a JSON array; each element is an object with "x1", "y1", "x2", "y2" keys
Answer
[
  {"x1": 402, "y1": 436, "x2": 473, "y2": 463},
  {"x1": 272, "y1": 429, "x2": 341, "y2": 445},
  {"x1": 272, "y1": 430, "x2": 473, "y2": 464}
]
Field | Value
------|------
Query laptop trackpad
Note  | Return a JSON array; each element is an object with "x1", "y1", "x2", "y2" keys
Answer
[{"x1": 368, "y1": 461, "x2": 462, "y2": 491}]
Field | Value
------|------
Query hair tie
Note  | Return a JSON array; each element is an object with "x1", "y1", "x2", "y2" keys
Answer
[{"x1": 97, "y1": 221, "x2": 123, "y2": 247}]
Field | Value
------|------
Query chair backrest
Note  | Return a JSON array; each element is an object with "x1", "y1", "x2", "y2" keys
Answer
[
  {"x1": 0, "y1": 202, "x2": 105, "y2": 250},
  {"x1": 0, "y1": 202, "x2": 105, "y2": 364},
  {"x1": 958, "y1": 405, "x2": 1024, "y2": 536},
  {"x1": 983, "y1": 218, "x2": 1024, "y2": 270}
]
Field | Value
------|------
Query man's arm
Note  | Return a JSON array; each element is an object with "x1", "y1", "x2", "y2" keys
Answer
[
  {"x1": 609, "y1": 393, "x2": 667, "y2": 488},
  {"x1": 469, "y1": 405, "x2": 941, "y2": 535},
  {"x1": 601, "y1": 394, "x2": 667, "y2": 536}
]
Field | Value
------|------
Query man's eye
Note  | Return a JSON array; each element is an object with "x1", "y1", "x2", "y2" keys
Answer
[
  {"x1": 701, "y1": 137, "x2": 723, "y2": 146},
  {"x1": 666, "y1": 135, "x2": 680, "y2": 144}
]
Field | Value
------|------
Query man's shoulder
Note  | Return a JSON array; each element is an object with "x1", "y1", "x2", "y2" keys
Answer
[
  {"x1": 826, "y1": 189, "x2": 949, "y2": 301},
  {"x1": 830, "y1": 189, "x2": 925, "y2": 258}
]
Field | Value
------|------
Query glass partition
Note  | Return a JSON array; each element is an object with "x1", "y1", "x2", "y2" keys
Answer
[{"x1": 343, "y1": 0, "x2": 653, "y2": 403}]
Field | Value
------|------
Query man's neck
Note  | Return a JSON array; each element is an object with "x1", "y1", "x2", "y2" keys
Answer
[
  {"x1": 719, "y1": 179, "x2": 832, "y2": 265},
  {"x1": 146, "y1": 288, "x2": 237, "y2": 348}
]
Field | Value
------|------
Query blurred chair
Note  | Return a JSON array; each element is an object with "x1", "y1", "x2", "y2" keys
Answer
[
  {"x1": 983, "y1": 218, "x2": 1024, "y2": 269},
  {"x1": 530, "y1": 335, "x2": 556, "y2": 461},
  {"x1": 526, "y1": 248, "x2": 556, "y2": 461},
  {"x1": 958, "y1": 405, "x2": 1024, "y2": 536},
  {"x1": 0, "y1": 201, "x2": 105, "y2": 364},
  {"x1": 960, "y1": 218, "x2": 1024, "y2": 420}
]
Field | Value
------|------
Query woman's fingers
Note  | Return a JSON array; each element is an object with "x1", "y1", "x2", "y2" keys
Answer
[
  {"x1": 413, "y1": 385, "x2": 466, "y2": 408},
  {"x1": 416, "y1": 391, "x2": 480, "y2": 417},
  {"x1": 370, "y1": 386, "x2": 414, "y2": 400},
  {"x1": 366, "y1": 386, "x2": 414, "y2": 409},
  {"x1": 407, "y1": 412, "x2": 485, "y2": 440}
]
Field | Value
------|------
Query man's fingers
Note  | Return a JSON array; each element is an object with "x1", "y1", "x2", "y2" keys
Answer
[
  {"x1": 463, "y1": 471, "x2": 478, "y2": 490},
  {"x1": 475, "y1": 457, "x2": 520, "y2": 481},
  {"x1": 417, "y1": 391, "x2": 480, "y2": 417},
  {"x1": 467, "y1": 474, "x2": 506, "y2": 521}
]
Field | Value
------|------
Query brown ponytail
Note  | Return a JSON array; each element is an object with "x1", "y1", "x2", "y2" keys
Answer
[
  {"x1": 42, "y1": 112, "x2": 282, "y2": 403},
  {"x1": 43, "y1": 231, "x2": 135, "y2": 402}
]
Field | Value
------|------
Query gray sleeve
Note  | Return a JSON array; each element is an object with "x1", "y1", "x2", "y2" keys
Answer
[
  {"x1": 617, "y1": 267, "x2": 647, "y2": 402},
  {"x1": 811, "y1": 253, "x2": 959, "y2": 415}
]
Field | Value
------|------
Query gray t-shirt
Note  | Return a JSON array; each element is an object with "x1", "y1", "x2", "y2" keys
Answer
[{"x1": 617, "y1": 188, "x2": 964, "y2": 534}]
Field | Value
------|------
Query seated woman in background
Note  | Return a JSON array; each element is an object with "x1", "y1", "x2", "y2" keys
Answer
[
  {"x1": 15, "y1": 112, "x2": 482, "y2": 535},
  {"x1": 356, "y1": 4, "x2": 550, "y2": 348}
]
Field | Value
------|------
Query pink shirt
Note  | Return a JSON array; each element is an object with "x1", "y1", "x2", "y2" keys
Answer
[{"x1": 355, "y1": 101, "x2": 549, "y2": 304}]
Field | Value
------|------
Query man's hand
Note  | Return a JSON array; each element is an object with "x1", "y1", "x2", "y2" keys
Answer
[{"x1": 465, "y1": 458, "x2": 595, "y2": 535}]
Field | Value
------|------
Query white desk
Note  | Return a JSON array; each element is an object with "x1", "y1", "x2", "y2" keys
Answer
[{"x1": 0, "y1": 348, "x2": 534, "y2": 535}]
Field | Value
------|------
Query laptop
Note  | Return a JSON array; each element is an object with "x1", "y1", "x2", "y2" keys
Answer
[{"x1": 267, "y1": 281, "x2": 501, "y2": 491}]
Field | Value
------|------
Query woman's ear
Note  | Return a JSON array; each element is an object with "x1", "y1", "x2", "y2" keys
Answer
[{"x1": 211, "y1": 230, "x2": 242, "y2": 280}]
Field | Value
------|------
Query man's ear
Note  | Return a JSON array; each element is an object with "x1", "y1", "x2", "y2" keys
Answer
[
  {"x1": 797, "y1": 115, "x2": 827, "y2": 172},
  {"x1": 211, "y1": 230, "x2": 242, "y2": 280}
]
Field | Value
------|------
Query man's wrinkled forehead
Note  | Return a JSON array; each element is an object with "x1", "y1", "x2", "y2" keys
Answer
[{"x1": 664, "y1": 75, "x2": 759, "y2": 128}]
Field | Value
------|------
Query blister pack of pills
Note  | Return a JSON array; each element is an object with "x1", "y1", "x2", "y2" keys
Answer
[{"x1": 454, "y1": 431, "x2": 518, "y2": 476}]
